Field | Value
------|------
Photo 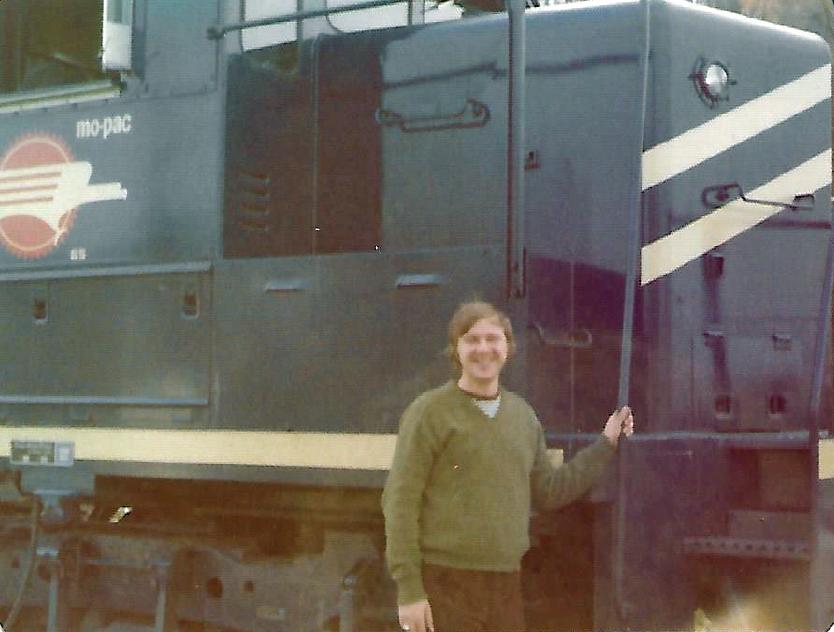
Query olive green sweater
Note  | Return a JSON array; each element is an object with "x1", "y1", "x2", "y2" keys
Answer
[{"x1": 382, "y1": 381, "x2": 615, "y2": 605}]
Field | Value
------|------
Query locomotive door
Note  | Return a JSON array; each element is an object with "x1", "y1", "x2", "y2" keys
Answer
[{"x1": 0, "y1": 269, "x2": 212, "y2": 412}]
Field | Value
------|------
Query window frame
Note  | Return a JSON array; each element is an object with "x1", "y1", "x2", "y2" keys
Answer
[{"x1": 0, "y1": 0, "x2": 121, "y2": 111}]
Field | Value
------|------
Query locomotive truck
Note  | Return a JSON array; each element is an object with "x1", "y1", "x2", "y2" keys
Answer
[{"x1": 0, "y1": 0, "x2": 833, "y2": 630}]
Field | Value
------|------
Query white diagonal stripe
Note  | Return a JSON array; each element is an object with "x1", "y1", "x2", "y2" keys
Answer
[
  {"x1": 641, "y1": 149, "x2": 832, "y2": 285},
  {"x1": 642, "y1": 65, "x2": 831, "y2": 191}
]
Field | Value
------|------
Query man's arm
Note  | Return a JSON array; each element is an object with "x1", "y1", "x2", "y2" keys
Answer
[
  {"x1": 530, "y1": 407, "x2": 633, "y2": 511},
  {"x1": 381, "y1": 397, "x2": 439, "y2": 606}
]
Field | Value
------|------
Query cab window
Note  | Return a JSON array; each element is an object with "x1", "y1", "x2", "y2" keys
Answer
[
  {"x1": 242, "y1": 0, "x2": 426, "y2": 52},
  {"x1": 0, "y1": 0, "x2": 108, "y2": 95}
]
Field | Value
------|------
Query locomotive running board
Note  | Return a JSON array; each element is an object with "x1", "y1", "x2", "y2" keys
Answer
[{"x1": 0, "y1": 427, "x2": 565, "y2": 471}]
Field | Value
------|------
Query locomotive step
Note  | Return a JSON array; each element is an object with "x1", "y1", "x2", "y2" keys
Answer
[{"x1": 682, "y1": 535, "x2": 810, "y2": 561}]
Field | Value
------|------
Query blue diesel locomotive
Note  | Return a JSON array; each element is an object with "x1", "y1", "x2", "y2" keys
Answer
[{"x1": 0, "y1": 0, "x2": 832, "y2": 630}]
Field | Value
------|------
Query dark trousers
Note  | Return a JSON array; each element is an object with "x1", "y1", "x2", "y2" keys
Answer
[{"x1": 423, "y1": 563, "x2": 526, "y2": 632}]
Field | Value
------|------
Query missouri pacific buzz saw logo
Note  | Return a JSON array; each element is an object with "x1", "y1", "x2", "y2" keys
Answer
[{"x1": 0, "y1": 134, "x2": 127, "y2": 259}]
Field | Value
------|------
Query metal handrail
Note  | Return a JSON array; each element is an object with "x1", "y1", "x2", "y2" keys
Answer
[
  {"x1": 614, "y1": 0, "x2": 652, "y2": 627},
  {"x1": 506, "y1": 0, "x2": 526, "y2": 299},
  {"x1": 207, "y1": 0, "x2": 410, "y2": 39}
]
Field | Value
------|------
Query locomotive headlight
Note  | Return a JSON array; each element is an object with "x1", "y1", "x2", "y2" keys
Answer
[
  {"x1": 692, "y1": 59, "x2": 733, "y2": 106},
  {"x1": 703, "y1": 63, "x2": 729, "y2": 98}
]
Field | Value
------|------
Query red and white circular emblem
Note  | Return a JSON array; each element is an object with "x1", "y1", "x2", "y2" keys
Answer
[{"x1": 0, "y1": 134, "x2": 78, "y2": 259}]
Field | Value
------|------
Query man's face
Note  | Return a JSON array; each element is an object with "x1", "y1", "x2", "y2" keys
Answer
[{"x1": 456, "y1": 317, "x2": 509, "y2": 385}]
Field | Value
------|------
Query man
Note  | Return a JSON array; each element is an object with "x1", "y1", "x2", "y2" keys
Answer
[{"x1": 382, "y1": 301, "x2": 634, "y2": 632}]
